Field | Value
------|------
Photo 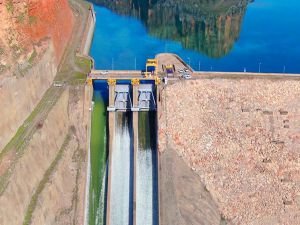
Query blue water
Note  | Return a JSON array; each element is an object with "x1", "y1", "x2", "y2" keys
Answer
[{"x1": 90, "y1": 0, "x2": 300, "y2": 73}]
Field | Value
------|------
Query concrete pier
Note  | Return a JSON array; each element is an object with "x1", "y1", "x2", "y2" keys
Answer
[
  {"x1": 132, "y1": 80, "x2": 139, "y2": 225},
  {"x1": 107, "y1": 79, "x2": 116, "y2": 112},
  {"x1": 106, "y1": 81, "x2": 116, "y2": 225}
]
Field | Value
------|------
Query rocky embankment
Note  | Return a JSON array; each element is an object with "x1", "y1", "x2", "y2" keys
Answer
[
  {"x1": 159, "y1": 78, "x2": 300, "y2": 224},
  {"x1": 0, "y1": 0, "x2": 74, "y2": 151}
]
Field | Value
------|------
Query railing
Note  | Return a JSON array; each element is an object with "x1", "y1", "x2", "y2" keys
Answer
[{"x1": 80, "y1": 4, "x2": 96, "y2": 55}]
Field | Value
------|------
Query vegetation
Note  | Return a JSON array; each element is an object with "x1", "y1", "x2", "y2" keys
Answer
[
  {"x1": 75, "y1": 55, "x2": 92, "y2": 72},
  {"x1": 28, "y1": 50, "x2": 37, "y2": 65},
  {"x1": 17, "y1": 13, "x2": 26, "y2": 23},
  {"x1": 69, "y1": 72, "x2": 86, "y2": 85},
  {"x1": 73, "y1": 71, "x2": 86, "y2": 80},
  {"x1": 5, "y1": 0, "x2": 14, "y2": 14},
  {"x1": 67, "y1": 56, "x2": 92, "y2": 84},
  {"x1": 29, "y1": 15, "x2": 37, "y2": 25}
]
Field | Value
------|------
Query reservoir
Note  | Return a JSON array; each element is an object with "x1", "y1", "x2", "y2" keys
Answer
[{"x1": 90, "y1": 0, "x2": 300, "y2": 73}]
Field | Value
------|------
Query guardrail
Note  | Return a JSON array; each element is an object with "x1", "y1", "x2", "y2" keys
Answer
[
  {"x1": 91, "y1": 70, "x2": 141, "y2": 75},
  {"x1": 193, "y1": 71, "x2": 300, "y2": 78},
  {"x1": 80, "y1": 4, "x2": 96, "y2": 55}
]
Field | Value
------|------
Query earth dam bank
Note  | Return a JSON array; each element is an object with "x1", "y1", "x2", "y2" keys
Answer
[
  {"x1": 158, "y1": 78, "x2": 300, "y2": 224},
  {"x1": 0, "y1": 0, "x2": 93, "y2": 224},
  {"x1": 0, "y1": 43, "x2": 57, "y2": 152},
  {"x1": 0, "y1": 0, "x2": 75, "y2": 152},
  {"x1": 0, "y1": 85, "x2": 90, "y2": 225},
  {"x1": 0, "y1": 89, "x2": 69, "y2": 224}
]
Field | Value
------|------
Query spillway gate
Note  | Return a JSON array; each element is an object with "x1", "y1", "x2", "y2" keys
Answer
[{"x1": 107, "y1": 79, "x2": 156, "y2": 112}]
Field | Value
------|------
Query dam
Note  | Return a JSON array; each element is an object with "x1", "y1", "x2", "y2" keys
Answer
[
  {"x1": 106, "y1": 78, "x2": 159, "y2": 225},
  {"x1": 88, "y1": 72, "x2": 160, "y2": 225},
  {"x1": 86, "y1": 52, "x2": 300, "y2": 225},
  {"x1": 83, "y1": 1, "x2": 300, "y2": 224}
]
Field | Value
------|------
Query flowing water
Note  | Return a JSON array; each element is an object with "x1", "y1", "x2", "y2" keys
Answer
[
  {"x1": 109, "y1": 112, "x2": 134, "y2": 225},
  {"x1": 89, "y1": 81, "x2": 108, "y2": 225},
  {"x1": 137, "y1": 112, "x2": 158, "y2": 225}
]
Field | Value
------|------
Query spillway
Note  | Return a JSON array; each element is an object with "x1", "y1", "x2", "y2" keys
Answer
[
  {"x1": 89, "y1": 80, "x2": 159, "y2": 225},
  {"x1": 136, "y1": 112, "x2": 158, "y2": 225},
  {"x1": 109, "y1": 112, "x2": 134, "y2": 225},
  {"x1": 89, "y1": 81, "x2": 108, "y2": 225}
]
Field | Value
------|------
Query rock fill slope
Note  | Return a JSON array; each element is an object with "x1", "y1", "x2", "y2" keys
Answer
[{"x1": 159, "y1": 78, "x2": 300, "y2": 224}]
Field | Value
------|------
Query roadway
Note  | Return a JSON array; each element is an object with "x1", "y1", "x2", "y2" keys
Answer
[{"x1": 89, "y1": 54, "x2": 300, "y2": 81}]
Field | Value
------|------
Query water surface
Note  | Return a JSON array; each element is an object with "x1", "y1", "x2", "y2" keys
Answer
[{"x1": 90, "y1": 0, "x2": 300, "y2": 73}]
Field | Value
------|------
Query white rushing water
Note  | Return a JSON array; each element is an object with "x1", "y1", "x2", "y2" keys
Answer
[
  {"x1": 136, "y1": 148, "x2": 157, "y2": 225},
  {"x1": 110, "y1": 113, "x2": 133, "y2": 225},
  {"x1": 96, "y1": 163, "x2": 107, "y2": 225},
  {"x1": 136, "y1": 112, "x2": 158, "y2": 225}
]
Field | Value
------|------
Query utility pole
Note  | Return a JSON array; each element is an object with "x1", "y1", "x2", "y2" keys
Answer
[
  {"x1": 259, "y1": 62, "x2": 262, "y2": 73},
  {"x1": 198, "y1": 61, "x2": 201, "y2": 71}
]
